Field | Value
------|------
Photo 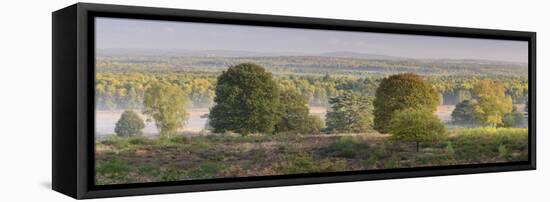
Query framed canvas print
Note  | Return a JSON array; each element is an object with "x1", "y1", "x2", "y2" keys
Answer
[{"x1": 52, "y1": 3, "x2": 536, "y2": 199}]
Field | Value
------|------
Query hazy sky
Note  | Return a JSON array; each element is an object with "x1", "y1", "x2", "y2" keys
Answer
[{"x1": 96, "y1": 17, "x2": 528, "y2": 63}]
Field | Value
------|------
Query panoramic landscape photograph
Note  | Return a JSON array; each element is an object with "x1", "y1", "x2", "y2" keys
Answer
[{"x1": 94, "y1": 17, "x2": 529, "y2": 185}]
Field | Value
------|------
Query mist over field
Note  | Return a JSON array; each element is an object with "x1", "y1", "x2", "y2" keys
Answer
[{"x1": 94, "y1": 52, "x2": 528, "y2": 137}]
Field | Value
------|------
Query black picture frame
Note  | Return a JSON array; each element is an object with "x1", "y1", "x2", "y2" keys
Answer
[{"x1": 52, "y1": 2, "x2": 536, "y2": 199}]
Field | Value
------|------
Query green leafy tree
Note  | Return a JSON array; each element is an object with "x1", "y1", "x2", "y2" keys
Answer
[
  {"x1": 502, "y1": 107, "x2": 526, "y2": 128},
  {"x1": 209, "y1": 63, "x2": 281, "y2": 135},
  {"x1": 304, "y1": 115, "x2": 325, "y2": 134},
  {"x1": 373, "y1": 73, "x2": 439, "y2": 133},
  {"x1": 451, "y1": 100, "x2": 477, "y2": 125},
  {"x1": 143, "y1": 83, "x2": 189, "y2": 137},
  {"x1": 472, "y1": 80, "x2": 513, "y2": 127},
  {"x1": 114, "y1": 110, "x2": 145, "y2": 136},
  {"x1": 388, "y1": 108, "x2": 446, "y2": 152},
  {"x1": 275, "y1": 88, "x2": 323, "y2": 134},
  {"x1": 325, "y1": 91, "x2": 372, "y2": 133},
  {"x1": 502, "y1": 112, "x2": 524, "y2": 128}
]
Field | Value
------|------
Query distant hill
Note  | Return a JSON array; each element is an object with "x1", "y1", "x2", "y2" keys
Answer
[
  {"x1": 98, "y1": 48, "x2": 311, "y2": 57},
  {"x1": 98, "y1": 48, "x2": 405, "y2": 59},
  {"x1": 97, "y1": 48, "x2": 527, "y2": 66},
  {"x1": 96, "y1": 52, "x2": 528, "y2": 77},
  {"x1": 318, "y1": 51, "x2": 402, "y2": 60}
]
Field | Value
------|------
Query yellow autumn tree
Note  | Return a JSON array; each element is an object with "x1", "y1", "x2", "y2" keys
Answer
[{"x1": 472, "y1": 80, "x2": 513, "y2": 127}]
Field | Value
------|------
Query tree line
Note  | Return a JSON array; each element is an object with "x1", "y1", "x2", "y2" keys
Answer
[
  {"x1": 114, "y1": 63, "x2": 525, "y2": 151},
  {"x1": 97, "y1": 55, "x2": 528, "y2": 77},
  {"x1": 96, "y1": 72, "x2": 527, "y2": 110}
]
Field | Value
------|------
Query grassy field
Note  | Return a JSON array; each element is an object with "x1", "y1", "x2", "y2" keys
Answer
[{"x1": 95, "y1": 128, "x2": 528, "y2": 185}]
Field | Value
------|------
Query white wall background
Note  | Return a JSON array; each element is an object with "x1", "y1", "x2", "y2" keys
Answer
[{"x1": 0, "y1": 0, "x2": 546, "y2": 201}]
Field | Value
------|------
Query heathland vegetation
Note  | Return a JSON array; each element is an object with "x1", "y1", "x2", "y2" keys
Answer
[{"x1": 95, "y1": 56, "x2": 528, "y2": 185}]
